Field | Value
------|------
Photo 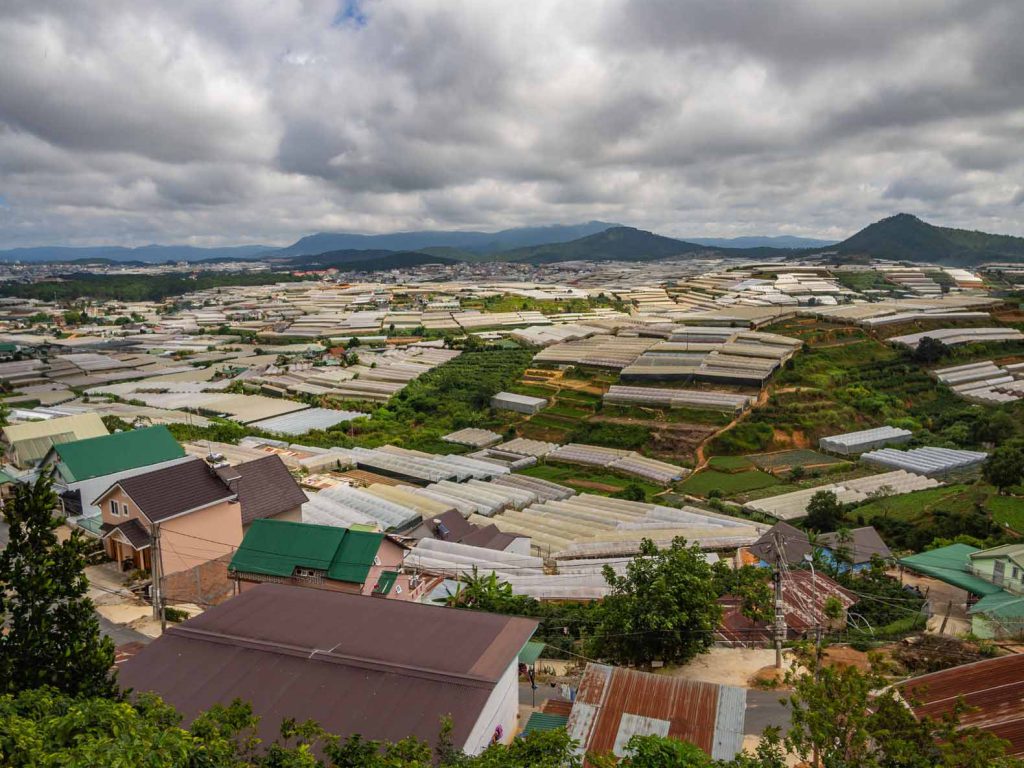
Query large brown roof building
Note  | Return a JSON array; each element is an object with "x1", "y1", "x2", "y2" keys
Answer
[{"x1": 118, "y1": 584, "x2": 537, "y2": 754}]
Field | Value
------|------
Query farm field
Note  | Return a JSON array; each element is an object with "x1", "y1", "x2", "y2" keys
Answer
[
  {"x1": 518, "y1": 462, "x2": 663, "y2": 499},
  {"x1": 748, "y1": 448, "x2": 847, "y2": 472},
  {"x1": 678, "y1": 469, "x2": 780, "y2": 497}
]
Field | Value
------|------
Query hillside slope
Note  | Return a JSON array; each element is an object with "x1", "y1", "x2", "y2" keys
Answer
[
  {"x1": 275, "y1": 221, "x2": 618, "y2": 257},
  {"x1": 499, "y1": 226, "x2": 705, "y2": 263},
  {"x1": 836, "y1": 214, "x2": 1024, "y2": 264}
]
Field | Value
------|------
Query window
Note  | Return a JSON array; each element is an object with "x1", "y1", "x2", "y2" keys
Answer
[
  {"x1": 373, "y1": 555, "x2": 381, "y2": 566},
  {"x1": 295, "y1": 567, "x2": 316, "y2": 578},
  {"x1": 994, "y1": 560, "x2": 1006, "y2": 586},
  {"x1": 395, "y1": 585, "x2": 402, "y2": 595},
  {"x1": 1014, "y1": 567, "x2": 1020, "y2": 580},
  {"x1": 109, "y1": 500, "x2": 120, "y2": 517}
]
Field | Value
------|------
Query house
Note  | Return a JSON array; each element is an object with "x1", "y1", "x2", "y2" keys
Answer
[
  {"x1": 747, "y1": 522, "x2": 891, "y2": 573},
  {"x1": 213, "y1": 454, "x2": 307, "y2": 530},
  {"x1": 817, "y1": 527, "x2": 892, "y2": 572},
  {"x1": 969, "y1": 543, "x2": 1024, "y2": 593},
  {"x1": 117, "y1": 583, "x2": 537, "y2": 754},
  {"x1": 2, "y1": 412, "x2": 108, "y2": 468},
  {"x1": 229, "y1": 518, "x2": 430, "y2": 600},
  {"x1": 94, "y1": 457, "x2": 242, "y2": 605},
  {"x1": 899, "y1": 655, "x2": 1024, "y2": 757},
  {"x1": 746, "y1": 521, "x2": 813, "y2": 567},
  {"x1": 718, "y1": 569, "x2": 858, "y2": 644},
  {"x1": 565, "y1": 663, "x2": 745, "y2": 763},
  {"x1": 411, "y1": 509, "x2": 526, "y2": 553},
  {"x1": 40, "y1": 426, "x2": 189, "y2": 519}
]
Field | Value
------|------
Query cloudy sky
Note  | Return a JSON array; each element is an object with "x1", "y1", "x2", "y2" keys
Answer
[{"x1": 1, "y1": 0, "x2": 1023, "y2": 248}]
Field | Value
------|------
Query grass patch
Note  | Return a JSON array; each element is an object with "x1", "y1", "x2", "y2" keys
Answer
[
  {"x1": 544, "y1": 403, "x2": 593, "y2": 419},
  {"x1": 707, "y1": 455, "x2": 753, "y2": 472},
  {"x1": 518, "y1": 463, "x2": 661, "y2": 498},
  {"x1": 984, "y1": 495, "x2": 1024, "y2": 533},
  {"x1": 679, "y1": 469, "x2": 780, "y2": 497},
  {"x1": 748, "y1": 449, "x2": 847, "y2": 471},
  {"x1": 852, "y1": 484, "x2": 978, "y2": 523}
]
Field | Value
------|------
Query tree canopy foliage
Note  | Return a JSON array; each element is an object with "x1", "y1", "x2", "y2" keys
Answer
[
  {"x1": 588, "y1": 538, "x2": 721, "y2": 669},
  {"x1": 0, "y1": 473, "x2": 115, "y2": 698}
]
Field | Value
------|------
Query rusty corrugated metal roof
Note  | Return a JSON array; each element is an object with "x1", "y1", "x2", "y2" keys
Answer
[
  {"x1": 899, "y1": 654, "x2": 1024, "y2": 757},
  {"x1": 566, "y1": 664, "x2": 745, "y2": 763},
  {"x1": 718, "y1": 569, "x2": 858, "y2": 643}
]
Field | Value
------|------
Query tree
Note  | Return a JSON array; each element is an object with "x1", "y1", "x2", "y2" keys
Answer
[
  {"x1": 0, "y1": 688, "x2": 584, "y2": 768},
  {"x1": 912, "y1": 336, "x2": 949, "y2": 363},
  {"x1": 805, "y1": 490, "x2": 843, "y2": 532},
  {"x1": 588, "y1": 538, "x2": 721, "y2": 669},
  {"x1": 0, "y1": 473, "x2": 115, "y2": 698},
  {"x1": 983, "y1": 445, "x2": 1024, "y2": 494},
  {"x1": 971, "y1": 410, "x2": 1019, "y2": 446},
  {"x1": 612, "y1": 482, "x2": 647, "y2": 502},
  {"x1": 711, "y1": 562, "x2": 773, "y2": 623}
]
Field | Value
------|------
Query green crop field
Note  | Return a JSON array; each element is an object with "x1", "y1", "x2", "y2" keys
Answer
[
  {"x1": 518, "y1": 463, "x2": 662, "y2": 499},
  {"x1": 678, "y1": 469, "x2": 780, "y2": 497},
  {"x1": 707, "y1": 455, "x2": 753, "y2": 472},
  {"x1": 748, "y1": 449, "x2": 847, "y2": 470}
]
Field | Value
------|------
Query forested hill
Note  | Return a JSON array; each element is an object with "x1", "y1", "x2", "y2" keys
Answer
[
  {"x1": 835, "y1": 213, "x2": 1024, "y2": 264},
  {"x1": 497, "y1": 226, "x2": 706, "y2": 263}
]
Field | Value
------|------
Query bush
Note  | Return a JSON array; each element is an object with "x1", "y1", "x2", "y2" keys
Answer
[{"x1": 162, "y1": 607, "x2": 190, "y2": 623}]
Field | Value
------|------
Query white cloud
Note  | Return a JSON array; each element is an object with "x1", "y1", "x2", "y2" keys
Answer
[{"x1": 0, "y1": 0, "x2": 1022, "y2": 247}]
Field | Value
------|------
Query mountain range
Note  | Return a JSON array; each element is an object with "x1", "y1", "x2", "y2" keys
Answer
[{"x1": 2, "y1": 214, "x2": 1022, "y2": 267}]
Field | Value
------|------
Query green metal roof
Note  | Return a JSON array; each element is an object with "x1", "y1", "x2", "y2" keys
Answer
[
  {"x1": 230, "y1": 519, "x2": 344, "y2": 578},
  {"x1": 969, "y1": 590, "x2": 1024, "y2": 619},
  {"x1": 522, "y1": 712, "x2": 568, "y2": 735},
  {"x1": 0, "y1": 469, "x2": 18, "y2": 486},
  {"x1": 329, "y1": 529, "x2": 385, "y2": 583},
  {"x1": 229, "y1": 519, "x2": 384, "y2": 585},
  {"x1": 519, "y1": 641, "x2": 545, "y2": 666},
  {"x1": 373, "y1": 570, "x2": 399, "y2": 595},
  {"x1": 899, "y1": 544, "x2": 1004, "y2": 597},
  {"x1": 53, "y1": 426, "x2": 185, "y2": 482}
]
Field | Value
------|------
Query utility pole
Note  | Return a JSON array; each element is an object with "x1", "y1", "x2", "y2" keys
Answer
[
  {"x1": 151, "y1": 523, "x2": 166, "y2": 631},
  {"x1": 772, "y1": 529, "x2": 786, "y2": 670}
]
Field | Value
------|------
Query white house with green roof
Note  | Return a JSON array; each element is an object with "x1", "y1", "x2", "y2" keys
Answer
[
  {"x1": 969, "y1": 543, "x2": 1024, "y2": 594},
  {"x1": 42, "y1": 425, "x2": 192, "y2": 523}
]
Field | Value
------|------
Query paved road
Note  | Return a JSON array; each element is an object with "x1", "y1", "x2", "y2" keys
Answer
[
  {"x1": 98, "y1": 614, "x2": 151, "y2": 647},
  {"x1": 744, "y1": 689, "x2": 791, "y2": 735},
  {"x1": 519, "y1": 680, "x2": 566, "y2": 707}
]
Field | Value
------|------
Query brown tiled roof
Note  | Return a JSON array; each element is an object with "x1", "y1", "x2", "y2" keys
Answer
[
  {"x1": 117, "y1": 583, "x2": 537, "y2": 749},
  {"x1": 461, "y1": 524, "x2": 519, "y2": 552},
  {"x1": 114, "y1": 458, "x2": 235, "y2": 524},
  {"x1": 218, "y1": 455, "x2": 308, "y2": 525},
  {"x1": 413, "y1": 510, "x2": 518, "y2": 552},
  {"x1": 100, "y1": 518, "x2": 151, "y2": 549}
]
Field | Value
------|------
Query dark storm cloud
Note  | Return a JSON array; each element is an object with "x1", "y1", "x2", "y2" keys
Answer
[{"x1": 0, "y1": 0, "x2": 1022, "y2": 247}]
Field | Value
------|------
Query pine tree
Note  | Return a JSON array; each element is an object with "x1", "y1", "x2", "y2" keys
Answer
[{"x1": 0, "y1": 472, "x2": 116, "y2": 697}]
